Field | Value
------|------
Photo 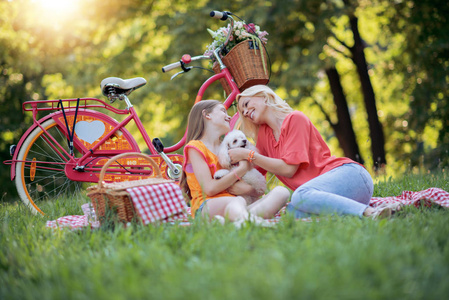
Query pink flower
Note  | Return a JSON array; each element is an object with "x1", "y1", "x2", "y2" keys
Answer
[
  {"x1": 258, "y1": 31, "x2": 268, "y2": 38},
  {"x1": 244, "y1": 23, "x2": 257, "y2": 34},
  {"x1": 258, "y1": 31, "x2": 269, "y2": 43}
]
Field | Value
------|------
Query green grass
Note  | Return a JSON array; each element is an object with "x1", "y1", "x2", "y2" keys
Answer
[{"x1": 1, "y1": 171, "x2": 449, "y2": 300}]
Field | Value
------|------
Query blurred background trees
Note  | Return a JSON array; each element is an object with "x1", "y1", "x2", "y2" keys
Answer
[{"x1": 1, "y1": 0, "x2": 448, "y2": 200}]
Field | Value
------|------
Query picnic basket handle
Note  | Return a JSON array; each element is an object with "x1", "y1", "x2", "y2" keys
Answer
[{"x1": 98, "y1": 152, "x2": 162, "y2": 188}]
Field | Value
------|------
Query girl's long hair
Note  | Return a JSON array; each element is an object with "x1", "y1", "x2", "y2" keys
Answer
[
  {"x1": 236, "y1": 85, "x2": 293, "y2": 141},
  {"x1": 179, "y1": 100, "x2": 221, "y2": 201}
]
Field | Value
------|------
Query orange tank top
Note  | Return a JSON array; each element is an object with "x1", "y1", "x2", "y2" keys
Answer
[{"x1": 183, "y1": 140, "x2": 233, "y2": 217}]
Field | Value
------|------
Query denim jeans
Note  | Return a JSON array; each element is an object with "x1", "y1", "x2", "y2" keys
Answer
[{"x1": 286, "y1": 163, "x2": 373, "y2": 218}]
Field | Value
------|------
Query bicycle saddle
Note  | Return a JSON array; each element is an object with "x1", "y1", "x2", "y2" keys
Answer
[{"x1": 101, "y1": 77, "x2": 147, "y2": 97}]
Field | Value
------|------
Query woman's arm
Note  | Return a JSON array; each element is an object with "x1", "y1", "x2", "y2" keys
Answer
[
  {"x1": 188, "y1": 147, "x2": 251, "y2": 197},
  {"x1": 228, "y1": 148, "x2": 299, "y2": 178}
]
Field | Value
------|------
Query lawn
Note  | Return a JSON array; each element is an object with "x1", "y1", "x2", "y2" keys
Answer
[{"x1": 1, "y1": 171, "x2": 448, "y2": 300}]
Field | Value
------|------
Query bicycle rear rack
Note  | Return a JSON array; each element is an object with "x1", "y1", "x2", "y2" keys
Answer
[{"x1": 22, "y1": 98, "x2": 130, "y2": 115}]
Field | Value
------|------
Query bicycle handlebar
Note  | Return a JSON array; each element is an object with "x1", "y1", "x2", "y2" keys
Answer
[
  {"x1": 161, "y1": 55, "x2": 209, "y2": 73},
  {"x1": 162, "y1": 10, "x2": 234, "y2": 74},
  {"x1": 209, "y1": 10, "x2": 229, "y2": 20}
]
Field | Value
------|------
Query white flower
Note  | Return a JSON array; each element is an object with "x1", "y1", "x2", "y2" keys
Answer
[{"x1": 204, "y1": 20, "x2": 268, "y2": 56}]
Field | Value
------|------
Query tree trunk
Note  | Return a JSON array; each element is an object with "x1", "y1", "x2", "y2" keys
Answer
[
  {"x1": 348, "y1": 15, "x2": 387, "y2": 169},
  {"x1": 325, "y1": 67, "x2": 364, "y2": 164}
]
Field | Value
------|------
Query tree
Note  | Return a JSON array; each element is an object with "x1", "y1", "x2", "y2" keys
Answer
[
  {"x1": 343, "y1": 0, "x2": 386, "y2": 168},
  {"x1": 324, "y1": 67, "x2": 364, "y2": 163},
  {"x1": 378, "y1": 0, "x2": 449, "y2": 169}
]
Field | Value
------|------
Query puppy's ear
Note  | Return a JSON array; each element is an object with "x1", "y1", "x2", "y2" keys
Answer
[{"x1": 218, "y1": 142, "x2": 231, "y2": 169}]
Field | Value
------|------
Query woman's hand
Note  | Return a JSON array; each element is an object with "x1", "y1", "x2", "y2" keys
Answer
[
  {"x1": 228, "y1": 148, "x2": 250, "y2": 164},
  {"x1": 231, "y1": 148, "x2": 300, "y2": 178}
]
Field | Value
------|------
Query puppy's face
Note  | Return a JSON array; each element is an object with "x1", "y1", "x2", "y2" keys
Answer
[
  {"x1": 218, "y1": 130, "x2": 251, "y2": 169},
  {"x1": 224, "y1": 131, "x2": 248, "y2": 150}
]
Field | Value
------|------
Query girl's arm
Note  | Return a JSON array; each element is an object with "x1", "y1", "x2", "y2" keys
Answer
[
  {"x1": 228, "y1": 148, "x2": 299, "y2": 178},
  {"x1": 188, "y1": 147, "x2": 251, "y2": 197},
  {"x1": 227, "y1": 180, "x2": 263, "y2": 200}
]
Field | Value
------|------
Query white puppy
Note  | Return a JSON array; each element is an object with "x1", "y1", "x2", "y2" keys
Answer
[{"x1": 214, "y1": 130, "x2": 267, "y2": 203}]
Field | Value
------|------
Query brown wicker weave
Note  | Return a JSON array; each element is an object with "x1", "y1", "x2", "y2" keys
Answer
[
  {"x1": 213, "y1": 40, "x2": 269, "y2": 95},
  {"x1": 87, "y1": 152, "x2": 173, "y2": 224}
]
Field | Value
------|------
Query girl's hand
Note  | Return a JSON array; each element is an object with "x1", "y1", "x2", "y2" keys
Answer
[
  {"x1": 235, "y1": 160, "x2": 251, "y2": 173},
  {"x1": 227, "y1": 180, "x2": 255, "y2": 197},
  {"x1": 228, "y1": 148, "x2": 250, "y2": 164}
]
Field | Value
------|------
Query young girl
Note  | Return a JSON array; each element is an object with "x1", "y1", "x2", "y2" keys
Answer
[
  {"x1": 180, "y1": 100, "x2": 290, "y2": 225},
  {"x1": 229, "y1": 85, "x2": 395, "y2": 219}
]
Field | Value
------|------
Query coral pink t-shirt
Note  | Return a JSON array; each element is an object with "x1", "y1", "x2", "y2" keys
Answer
[{"x1": 256, "y1": 111, "x2": 358, "y2": 191}]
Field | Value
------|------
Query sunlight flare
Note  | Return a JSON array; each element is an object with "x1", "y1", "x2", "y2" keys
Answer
[{"x1": 33, "y1": 0, "x2": 78, "y2": 14}]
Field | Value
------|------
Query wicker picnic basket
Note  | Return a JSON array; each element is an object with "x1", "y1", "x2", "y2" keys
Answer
[
  {"x1": 87, "y1": 152, "x2": 173, "y2": 224},
  {"x1": 213, "y1": 40, "x2": 269, "y2": 95}
]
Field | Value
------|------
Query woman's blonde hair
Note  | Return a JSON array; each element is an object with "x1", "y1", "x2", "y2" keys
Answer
[
  {"x1": 236, "y1": 85, "x2": 293, "y2": 140},
  {"x1": 180, "y1": 100, "x2": 222, "y2": 200}
]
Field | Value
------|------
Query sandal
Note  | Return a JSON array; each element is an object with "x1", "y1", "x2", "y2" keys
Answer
[{"x1": 370, "y1": 204, "x2": 393, "y2": 220}]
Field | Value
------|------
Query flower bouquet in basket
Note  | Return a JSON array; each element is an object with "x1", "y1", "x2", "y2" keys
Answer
[{"x1": 205, "y1": 20, "x2": 270, "y2": 94}]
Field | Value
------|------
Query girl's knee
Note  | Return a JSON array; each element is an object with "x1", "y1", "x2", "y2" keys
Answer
[
  {"x1": 225, "y1": 196, "x2": 249, "y2": 221},
  {"x1": 272, "y1": 186, "x2": 290, "y2": 201},
  {"x1": 227, "y1": 196, "x2": 247, "y2": 209},
  {"x1": 235, "y1": 196, "x2": 247, "y2": 206}
]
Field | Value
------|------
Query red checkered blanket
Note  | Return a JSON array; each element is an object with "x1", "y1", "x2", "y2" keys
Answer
[
  {"x1": 370, "y1": 187, "x2": 449, "y2": 208},
  {"x1": 126, "y1": 183, "x2": 187, "y2": 225},
  {"x1": 46, "y1": 187, "x2": 449, "y2": 230}
]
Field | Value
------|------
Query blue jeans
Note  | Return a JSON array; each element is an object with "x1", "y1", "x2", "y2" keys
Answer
[
  {"x1": 195, "y1": 200, "x2": 210, "y2": 218},
  {"x1": 286, "y1": 163, "x2": 373, "y2": 218}
]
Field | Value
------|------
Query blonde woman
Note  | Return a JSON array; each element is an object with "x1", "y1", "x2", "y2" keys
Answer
[
  {"x1": 229, "y1": 85, "x2": 392, "y2": 219},
  {"x1": 180, "y1": 100, "x2": 289, "y2": 225}
]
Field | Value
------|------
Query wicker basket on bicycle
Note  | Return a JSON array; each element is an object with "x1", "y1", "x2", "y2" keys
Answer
[
  {"x1": 213, "y1": 40, "x2": 269, "y2": 95},
  {"x1": 87, "y1": 152, "x2": 176, "y2": 224}
]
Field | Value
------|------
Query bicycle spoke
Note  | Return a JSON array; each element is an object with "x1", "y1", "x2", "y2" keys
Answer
[
  {"x1": 16, "y1": 119, "x2": 85, "y2": 213},
  {"x1": 23, "y1": 172, "x2": 68, "y2": 186},
  {"x1": 27, "y1": 147, "x2": 66, "y2": 165},
  {"x1": 32, "y1": 129, "x2": 68, "y2": 163}
]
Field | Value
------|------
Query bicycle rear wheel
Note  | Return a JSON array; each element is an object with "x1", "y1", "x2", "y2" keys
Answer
[{"x1": 15, "y1": 118, "x2": 87, "y2": 215}]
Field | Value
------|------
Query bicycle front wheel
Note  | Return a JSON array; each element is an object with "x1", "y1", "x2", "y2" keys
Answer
[{"x1": 15, "y1": 118, "x2": 87, "y2": 215}]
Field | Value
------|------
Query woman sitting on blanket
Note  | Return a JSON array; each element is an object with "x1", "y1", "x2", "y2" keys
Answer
[
  {"x1": 229, "y1": 85, "x2": 393, "y2": 219},
  {"x1": 180, "y1": 100, "x2": 290, "y2": 225}
]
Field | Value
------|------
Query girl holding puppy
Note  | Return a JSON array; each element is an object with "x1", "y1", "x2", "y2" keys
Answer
[
  {"x1": 230, "y1": 85, "x2": 393, "y2": 219},
  {"x1": 180, "y1": 100, "x2": 289, "y2": 224}
]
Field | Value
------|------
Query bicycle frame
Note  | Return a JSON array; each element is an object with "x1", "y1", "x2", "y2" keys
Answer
[
  {"x1": 7, "y1": 97, "x2": 175, "y2": 182},
  {"x1": 7, "y1": 61, "x2": 241, "y2": 182}
]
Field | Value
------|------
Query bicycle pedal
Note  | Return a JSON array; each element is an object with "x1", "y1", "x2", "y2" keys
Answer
[{"x1": 152, "y1": 138, "x2": 164, "y2": 153}]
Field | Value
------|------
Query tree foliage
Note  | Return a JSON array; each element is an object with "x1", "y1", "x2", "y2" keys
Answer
[{"x1": 376, "y1": 0, "x2": 449, "y2": 168}]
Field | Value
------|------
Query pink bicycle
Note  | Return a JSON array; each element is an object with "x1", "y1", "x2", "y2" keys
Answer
[{"x1": 5, "y1": 11, "x2": 267, "y2": 215}]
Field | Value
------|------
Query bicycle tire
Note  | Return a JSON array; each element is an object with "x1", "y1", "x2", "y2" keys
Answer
[{"x1": 14, "y1": 118, "x2": 89, "y2": 215}]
